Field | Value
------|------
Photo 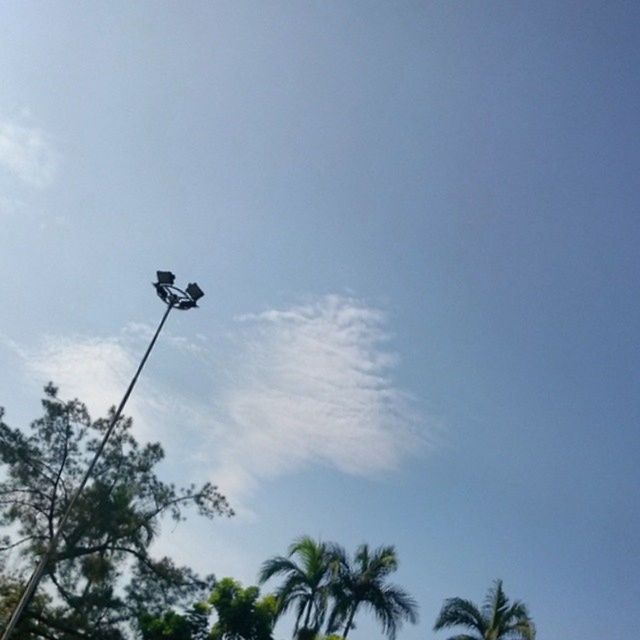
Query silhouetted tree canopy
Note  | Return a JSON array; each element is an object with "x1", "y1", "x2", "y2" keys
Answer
[
  {"x1": 0, "y1": 383, "x2": 233, "y2": 639},
  {"x1": 258, "y1": 536, "x2": 334, "y2": 637},
  {"x1": 433, "y1": 579, "x2": 535, "y2": 640},
  {"x1": 260, "y1": 537, "x2": 417, "y2": 640},
  {"x1": 326, "y1": 543, "x2": 418, "y2": 640}
]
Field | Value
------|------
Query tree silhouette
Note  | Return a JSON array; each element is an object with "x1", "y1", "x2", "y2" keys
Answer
[
  {"x1": 326, "y1": 543, "x2": 417, "y2": 640},
  {"x1": 0, "y1": 384, "x2": 233, "y2": 638},
  {"x1": 434, "y1": 579, "x2": 535, "y2": 640},
  {"x1": 259, "y1": 536, "x2": 333, "y2": 636}
]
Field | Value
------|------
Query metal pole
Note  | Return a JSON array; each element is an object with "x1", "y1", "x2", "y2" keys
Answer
[{"x1": 1, "y1": 301, "x2": 175, "y2": 640}]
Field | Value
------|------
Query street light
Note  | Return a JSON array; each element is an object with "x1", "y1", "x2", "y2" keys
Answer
[{"x1": 1, "y1": 272, "x2": 203, "y2": 640}]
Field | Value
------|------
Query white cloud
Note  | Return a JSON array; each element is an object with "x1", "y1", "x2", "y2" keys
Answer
[
  {"x1": 210, "y1": 295, "x2": 424, "y2": 503},
  {"x1": 0, "y1": 119, "x2": 58, "y2": 187},
  {"x1": 1, "y1": 328, "x2": 201, "y2": 447},
  {"x1": 17, "y1": 334, "x2": 154, "y2": 435},
  {"x1": 4, "y1": 295, "x2": 427, "y2": 511},
  {"x1": 123, "y1": 322, "x2": 208, "y2": 356}
]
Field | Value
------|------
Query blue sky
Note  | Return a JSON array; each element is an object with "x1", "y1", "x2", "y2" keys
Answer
[{"x1": 1, "y1": 2, "x2": 639, "y2": 638}]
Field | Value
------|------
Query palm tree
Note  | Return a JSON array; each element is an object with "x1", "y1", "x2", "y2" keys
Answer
[
  {"x1": 326, "y1": 544, "x2": 418, "y2": 640},
  {"x1": 258, "y1": 536, "x2": 334, "y2": 636},
  {"x1": 434, "y1": 579, "x2": 535, "y2": 640}
]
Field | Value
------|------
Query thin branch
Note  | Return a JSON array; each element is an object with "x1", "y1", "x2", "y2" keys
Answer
[
  {"x1": 0, "y1": 534, "x2": 46, "y2": 552},
  {"x1": 0, "y1": 498, "x2": 51, "y2": 522}
]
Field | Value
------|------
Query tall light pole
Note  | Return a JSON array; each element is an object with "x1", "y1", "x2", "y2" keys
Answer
[{"x1": 1, "y1": 271, "x2": 204, "y2": 640}]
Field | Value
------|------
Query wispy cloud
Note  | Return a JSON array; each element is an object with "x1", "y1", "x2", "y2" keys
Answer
[
  {"x1": 0, "y1": 327, "x2": 202, "y2": 447},
  {"x1": 0, "y1": 118, "x2": 58, "y2": 187},
  {"x1": 10, "y1": 333, "x2": 155, "y2": 437},
  {"x1": 210, "y1": 295, "x2": 424, "y2": 503},
  {"x1": 123, "y1": 322, "x2": 209, "y2": 356},
  {"x1": 3, "y1": 295, "x2": 427, "y2": 510}
]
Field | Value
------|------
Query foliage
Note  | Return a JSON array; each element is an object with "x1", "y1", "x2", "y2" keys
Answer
[
  {"x1": 138, "y1": 603, "x2": 210, "y2": 640},
  {"x1": 0, "y1": 385, "x2": 536, "y2": 640},
  {"x1": 258, "y1": 536, "x2": 335, "y2": 637},
  {"x1": 433, "y1": 579, "x2": 535, "y2": 640},
  {"x1": 259, "y1": 537, "x2": 417, "y2": 640},
  {"x1": 294, "y1": 633, "x2": 343, "y2": 640},
  {"x1": 326, "y1": 544, "x2": 417, "y2": 639},
  {"x1": 0, "y1": 575, "x2": 82, "y2": 640},
  {"x1": 0, "y1": 384, "x2": 233, "y2": 639},
  {"x1": 208, "y1": 577, "x2": 277, "y2": 640}
]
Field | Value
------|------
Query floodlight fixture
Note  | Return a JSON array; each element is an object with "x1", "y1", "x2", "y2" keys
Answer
[
  {"x1": 154, "y1": 271, "x2": 204, "y2": 309},
  {"x1": 156, "y1": 270, "x2": 175, "y2": 285},
  {"x1": 186, "y1": 282, "x2": 204, "y2": 302}
]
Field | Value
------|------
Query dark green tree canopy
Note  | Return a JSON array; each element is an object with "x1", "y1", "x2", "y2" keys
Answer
[
  {"x1": 0, "y1": 384, "x2": 233, "y2": 639},
  {"x1": 260, "y1": 537, "x2": 417, "y2": 640},
  {"x1": 433, "y1": 579, "x2": 535, "y2": 640},
  {"x1": 258, "y1": 536, "x2": 335, "y2": 636},
  {"x1": 138, "y1": 604, "x2": 210, "y2": 640},
  {"x1": 326, "y1": 543, "x2": 418, "y2": 640},
  {"x1": 209, "y1": 577, "x2": 277, "y2": 640}
]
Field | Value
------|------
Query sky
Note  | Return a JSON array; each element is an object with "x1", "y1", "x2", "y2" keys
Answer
[{"x1": 1, "y1": 2, "x2": 639, "y2": 638}]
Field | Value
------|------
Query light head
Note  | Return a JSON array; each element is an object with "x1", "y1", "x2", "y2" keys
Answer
[
  {"x1": 153, "y1": 272, "x2": 203, "y2": 309},
  {"x1": 186, "y1": 282, "x2": 204, "y2": 303}
]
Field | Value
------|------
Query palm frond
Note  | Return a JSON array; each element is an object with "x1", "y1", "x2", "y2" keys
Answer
[
  {"x1": 354, "y1": 543, "x2": 370, "y2": 572},
  {"x1": 258, "y1": 555, "x2": 301, "y2": 584},
  {"x1": 483, "y1": 579, "x2": 509, "y2": 628},
  {"x1": 326, "y1": 542, "x2": 348, "y2": 577},
  {"x1": 361, "y1": 582, "x2": 417, "y2": 640},
  {"x1": 325, "y1": 596, "x2": 350, "y2": 634},
  {"x1": 261, "y1": 536, "x2": 336, "y2": 636},
  {"x1": 369, "y1": 545, "x2": 399, "y2": 578},
  {"x1": 502, "y1": 618, "x2": 536, "y2": 640},
  {"x1": 434, "y1": 597, "x2": 486, "y2": 635},
  {"x1": 368, "y1": 589, "x2": 403, "y2": 640},
  {"x1": 293, "y1": 597, "x2": 308, "y2": 633},
  {"x1": 290, "y1": 536, "x2": 325, "y2": 568},
  {"x1": 312, "y1": 587, "x2": 329, "y2": 631},
  {"x1": 383, "y1": 584, "x2": 419, "y2": 625},
  {"x1": 274, "y1": 574, "x2": 310, "y2": 617},
  {"x1": 437, "y1": 581, "x2": 533, "y2": 640},
  {"x1": 504, "y1": 600, "x2": 530, "y2": 625}
]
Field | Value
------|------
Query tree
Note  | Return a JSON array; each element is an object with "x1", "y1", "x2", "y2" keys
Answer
[
  {"x1": 209, "y1": 577, "x2": 277, "y2": 640},
  {"x1": 0, "y1": 384, "x2": 233, "y2": 639},
  {"x1": 138, "y1": 602, "x2": 209, "y2": 640},
  {"x1": 326, "y1": 544, "x2": 417, "y2": 640},
  {"x1": 433, "y1": 579, "x2": 535, "y2": 640},
  {"x1": 258, "y1": 536, "x2": 334, "y2": 637},
  {"x1": 293, "y1": 634, "x2": 343, "y2": 640},
  {"x1": 138, "y1": 604, "x2": 210, "y2": 640},
  {"x1": 0, "y1": 574, "x2": 76, "y2": 640}
]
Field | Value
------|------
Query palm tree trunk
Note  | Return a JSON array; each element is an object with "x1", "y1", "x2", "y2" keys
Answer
[{"x1": 342, "y1": 603, "x2": 359, "y2": 639}]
